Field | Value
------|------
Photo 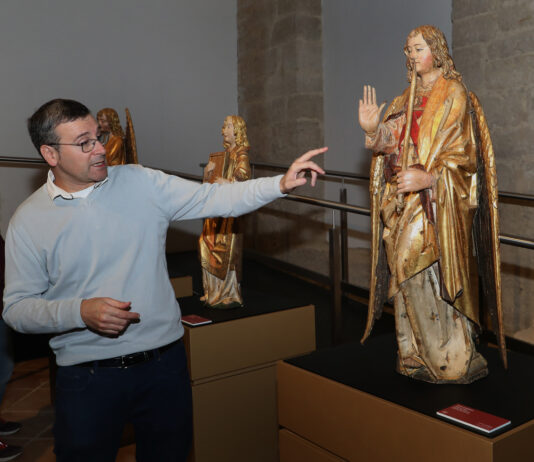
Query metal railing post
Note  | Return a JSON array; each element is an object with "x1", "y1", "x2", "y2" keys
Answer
[
  {"x1": 329, "y1": 220, "x2": 342, "y2": 345},
  {"x1": 340, "y1": 187, "x2": 349, "y2": 283}
]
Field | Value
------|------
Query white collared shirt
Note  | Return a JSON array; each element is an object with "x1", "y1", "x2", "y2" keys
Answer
[{"x1": 46, "y1": 170, "x2": 108, "y2": 200}]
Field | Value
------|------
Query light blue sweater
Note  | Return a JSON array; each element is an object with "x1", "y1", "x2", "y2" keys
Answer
[{"x1": 3, "y1": 165, "x2": 283, "y2": 366}]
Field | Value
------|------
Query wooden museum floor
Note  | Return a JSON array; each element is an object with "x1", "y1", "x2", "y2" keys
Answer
[{"x1": 0, "y1": 357, "x2": 136, "y2": 461}]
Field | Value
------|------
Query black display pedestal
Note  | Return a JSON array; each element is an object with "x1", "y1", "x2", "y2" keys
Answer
[{"x1": 278, "y1": 334, "x2": 534, "y2": 462}]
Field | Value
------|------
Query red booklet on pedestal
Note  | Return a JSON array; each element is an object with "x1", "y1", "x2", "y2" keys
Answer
[
  {"x1": 181, "y1": 314, "x2": 213, "y2": 327},
  {"x1": 437, "y1": 404, "x2": 511, "y2": 433}
]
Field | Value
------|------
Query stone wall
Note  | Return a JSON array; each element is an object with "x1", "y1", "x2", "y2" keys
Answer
[
  {"x1": 452, "y1": 0, "x2": 534, "y2": 340},
  {"x1": 237, "y1": 0, "x2": 327, "y2": 264}
]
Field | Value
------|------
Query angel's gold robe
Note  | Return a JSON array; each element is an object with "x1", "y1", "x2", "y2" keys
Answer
[
  {"x1": 365, "y1": 76, "x2": 488, "y2": 383},
  {"x1": 199, "y1": 146, "x2": 251, "y2": 307},
  {"x1": 104, "y1": 134, "x2": 126, "y2": 166}
]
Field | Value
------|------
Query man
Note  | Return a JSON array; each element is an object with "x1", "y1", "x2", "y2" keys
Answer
[{"x1": 3, "y1": 99, "x2": 326, "y2": 461}]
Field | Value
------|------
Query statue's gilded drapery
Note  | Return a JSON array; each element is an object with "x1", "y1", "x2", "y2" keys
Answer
[
  {"x1": 104, "y1": 135, "x2": 126, "y2": 166},
  {"x1": 364, "y1": 76, "x2": 491, "y2": 383},
  {"x1": 97, "y1": 107, "x2": 137, "y2": 166},
  {"x1": 199, "y1": 146, "x2": 251, "y2": 307}
]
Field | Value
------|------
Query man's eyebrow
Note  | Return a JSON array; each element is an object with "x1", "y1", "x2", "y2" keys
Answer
[{"x1": 73, "y1": 131, "x2": 91, "y2": 142}]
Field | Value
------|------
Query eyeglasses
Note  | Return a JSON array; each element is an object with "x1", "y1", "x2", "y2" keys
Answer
[{"x1": 49, "y1": 136, "x2": 103, "y2": 153}]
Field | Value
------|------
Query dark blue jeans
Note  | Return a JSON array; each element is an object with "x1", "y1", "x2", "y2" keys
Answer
[
  {"x1": 0, "y1": 320, "x2": 14, "y2": 405},
  {"x1": 54, "y1": 340, "x2": 192, "y2": 462}
]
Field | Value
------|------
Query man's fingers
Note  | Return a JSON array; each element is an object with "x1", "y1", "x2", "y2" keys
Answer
[
  {"x1": 103, "y1": 298, "x2": 131, "y2": 309},
  {"x1": 295, "y1": 160, "x2": 325, "y2": 176},
  {"x1": 310, "y1": 170, "x2": 318, "y2": 187},
  {"x1": 294, "y1": 146, "x2": 328, "y2": 164},
  {"x1": 111, "y1": 308, "x2": 140, "y2": 320}
]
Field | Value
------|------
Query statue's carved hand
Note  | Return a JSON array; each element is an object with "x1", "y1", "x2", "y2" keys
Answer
[
  {"x1": 396, "y1": 168, "x2": 435, "y2": 193},
  {"x1": 359, "y1": 85, "x2": 386, "y2": 135}
]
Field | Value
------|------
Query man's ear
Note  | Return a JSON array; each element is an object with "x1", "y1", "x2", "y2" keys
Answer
[{"x1": 40, "y1": 145, "x2": 59, "y2": 167}]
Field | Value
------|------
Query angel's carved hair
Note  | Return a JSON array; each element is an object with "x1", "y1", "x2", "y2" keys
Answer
[
  {"x1": 97, "y1": 108, "x2": 125, "y2": 137},
  {"x1": 224, "y1": 115, "x2": 250, "y2": 149},
  {"x1": 405, "y1": 25, "x2": 462, "y2": 82}
]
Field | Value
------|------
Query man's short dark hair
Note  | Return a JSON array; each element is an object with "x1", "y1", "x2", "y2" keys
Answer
[{"x1": 28, "y1": 99, "x2": 91, "y2": 154}]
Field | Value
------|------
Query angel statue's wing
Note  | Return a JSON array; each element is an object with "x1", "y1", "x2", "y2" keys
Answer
[
  {"x1": 470, "y1": 91, "x2": 507, "y2": 368},
  {"x1": 124, "y1": 108, "x2": 139, "y2": 164}
]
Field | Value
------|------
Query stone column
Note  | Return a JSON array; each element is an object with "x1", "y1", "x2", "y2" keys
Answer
[
  {"x1": 237, "y1": 0, "x2": 326, "y2": 269},
  {"x1": 453, "y1": 0, "x2": 534, "y2": 339}
]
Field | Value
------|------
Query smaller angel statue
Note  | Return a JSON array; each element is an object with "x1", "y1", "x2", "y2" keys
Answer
[
  {"x1": 198, "y1": 115, "x2": 251, "y2": 308},
  {"x1": 97, "y1": 108, "x2": 138, "y2": 166}
]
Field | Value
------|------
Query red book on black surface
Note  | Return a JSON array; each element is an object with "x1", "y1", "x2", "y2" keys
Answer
[
  {"x1": 181, "y1": 314, "x2": 213, "y2": 327},
  {"x1": 437, "y1": 403, "x2": 511, "y2": 433}
]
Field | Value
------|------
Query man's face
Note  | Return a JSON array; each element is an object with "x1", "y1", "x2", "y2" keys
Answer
[{"x1": 48, "y1": 115, "x2": 107, "y2": 192}]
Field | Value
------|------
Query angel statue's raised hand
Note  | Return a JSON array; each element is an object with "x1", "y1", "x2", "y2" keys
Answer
[{"x1": 358, "y1": 85, "x2": 386, "y2": 135}]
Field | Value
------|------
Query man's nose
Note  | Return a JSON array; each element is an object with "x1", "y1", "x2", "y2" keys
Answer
[{"x1": 94, "y1": 140, "x2": 106, "y2": 154}]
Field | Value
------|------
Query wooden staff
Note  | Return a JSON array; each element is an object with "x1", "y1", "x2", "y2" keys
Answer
[{"x1": 396, "y1": 61, "x2": 418, "y2": 213}]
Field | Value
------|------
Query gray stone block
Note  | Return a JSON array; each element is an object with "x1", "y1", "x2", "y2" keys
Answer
[
  {"x1": 272, "y1": 16, "x2": 297, "y2": 46},
  {"x1": 452, "y1": 44, "x2": 486, "y2": 87},
  {"x1": 294, "y1": 119, "x2": 324, "y2": 153},
  {"x1": 453, "y1": 13, "x2": 498, "y2": 45},
  {"x1": 295, "y1": 15, "x2": 322, "y2": 42},
  {"x1": 486, "y1": 29, "x2": 534, "y2": 59},
  {"x1": 237, "y1": 0, "x2": 275, "y2": 24},
  {"x1": 480, "y1": 88, "x2": 528, "y2": 130},
  {"x1": 238, "y1": 21, "x2": 271, "y2": 50},
  {"x1": 496, "y1": 2, "x2": 534, "y2": 32},
  {"x1": 452, "y1": 0, "x2": 497, "y2": 21},
  {"x1": 277, "y1": 0, "x2": 322, "y2": 18},
  {"x1": 287, "y1": 93, "x2": 323, "y2": 120},
  {"x1": 296, "y1": 41, "x2": 323, "y2": 71},
  {"x1": 486, "y1": 54, "x2": 534, "y2": 89}
]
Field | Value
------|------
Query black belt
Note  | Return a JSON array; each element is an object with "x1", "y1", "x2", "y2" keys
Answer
[{"x1": 77, "y1": 338, "x2": 181, "y2": 369}]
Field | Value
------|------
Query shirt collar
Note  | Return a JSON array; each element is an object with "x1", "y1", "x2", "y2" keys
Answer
[{"x1": 46, "y1": 170, "x2": 108, "y2": 200}]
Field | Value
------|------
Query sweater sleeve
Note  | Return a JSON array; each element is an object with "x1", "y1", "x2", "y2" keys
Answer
[
  {"x1": 142, "y1": 167, "x2": 285, "y2": 221},
  {"x1": 2, "y1": 222, "x2": 85, "y2": 333}
]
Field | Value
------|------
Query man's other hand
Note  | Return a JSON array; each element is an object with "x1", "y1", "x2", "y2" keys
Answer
[
  {"x1": 279, "y1": 147, "x2": 327, "y2": 194},
  {"x1": 81, "y1": 297, "x2": 140, "y2": 336}
]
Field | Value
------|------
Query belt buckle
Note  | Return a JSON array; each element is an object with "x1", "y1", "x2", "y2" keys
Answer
[{"x1": 120, "y1": 351, "x2": 150, "y2": 368}]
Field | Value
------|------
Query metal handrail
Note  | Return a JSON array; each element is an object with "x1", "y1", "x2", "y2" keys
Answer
[
  {"x1": 0, "y1": 156, "x2": 46, "y2": 165},
  {"x1": 251, "y1": 161, "x2": 370, "y2": 181},
  {"x1": 9, "y1": 155, "x2": 531, "y2": 203},
  {"x1": 250, "y1": 160, "x2": 534, "y2": 203},
  {"x1": 285, "y1": 194, "x2": 370, "y2": 216}
]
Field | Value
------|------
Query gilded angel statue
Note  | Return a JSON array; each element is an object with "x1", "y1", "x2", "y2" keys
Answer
[
  {"x1": 198, "y1": 116, "x2": 251, "y2": 308},
  {"x1": 359, "y1": 25, "x2": 505, "y2": 384}
]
